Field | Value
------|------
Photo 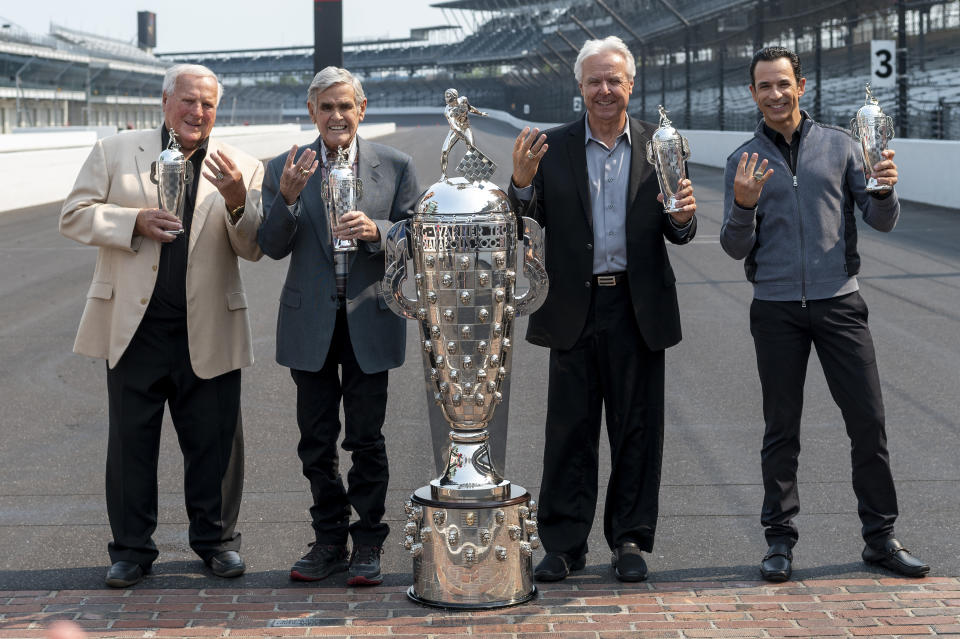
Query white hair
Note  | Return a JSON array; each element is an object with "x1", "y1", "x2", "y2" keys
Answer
[
  {"x1": 574, "y1": 36, "x2": 636, "y2": 83},
  {"x1": 162, "y1": 63, "x2": 223, "y2": 106},
  {"x1": 308, "y1": 66, "x2": 366, "y2": 106}
]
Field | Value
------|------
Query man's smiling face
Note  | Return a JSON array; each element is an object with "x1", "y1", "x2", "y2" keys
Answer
[
  {"x1": 308, "y1": 82, "x2": 366, "y2": 151},
  {"x1": 578, "y1": 50, "x2": 634, "y2": 130},
  {"x1": 750, "y1": 57, "x2": 806, "y2": 136},
  {"x1": 162, "y1": 74, "x2": 219, "y2": 153}
]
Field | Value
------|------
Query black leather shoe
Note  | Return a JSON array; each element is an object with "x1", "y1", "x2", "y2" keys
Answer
[
  {"x1": 862, "y1": 538, "x2": 930, "y2": 577},
  {"x1": 206, "y1": 550, "x2": 246, "y2": 578},
  {"x1": 290, "y1": 543, "x2": 349, "y2": 582},
  {"x1": 760, "y1": 542, "x2": 793, "y2": 582},
  {"x1": 105, "y1": 560, "x2": 146, "y2": 588},
  {"x1": 611, "y1": 542, "x2": 648, "y2": 582},
  {"x1": 347, "y1": 545, "x2": 383, "y2": 586},
  {"x1": 533, "y1": 552, "x2": 586, "y2": 582}
]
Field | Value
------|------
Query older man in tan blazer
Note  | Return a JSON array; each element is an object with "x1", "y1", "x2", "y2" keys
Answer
[{"x1": 60, "y1": 63, "x2": 262, "y2": 588}]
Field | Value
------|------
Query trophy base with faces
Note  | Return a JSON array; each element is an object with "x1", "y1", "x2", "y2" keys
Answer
[{"x1": 404, "y1": 483, "x2": 537, "y2": 609}]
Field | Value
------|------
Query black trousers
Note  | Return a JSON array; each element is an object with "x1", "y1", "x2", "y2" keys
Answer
[
  {"x1": 538, "y1": 282, "x2": 666, "y2": 557},
  {"x1": 105, "y1": 317, "x2": 243, "y2": 568},
  {"x1": 750, "y1": 291, "x2": 898, "y2": 547},
  {"x1": 290, "y1": 306, "x2": 390, "y2": 548}
]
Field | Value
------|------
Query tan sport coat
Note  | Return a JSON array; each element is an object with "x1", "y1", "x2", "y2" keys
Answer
[{"x1": 60, "y1": 128, "x2": 264, "y2": 379}]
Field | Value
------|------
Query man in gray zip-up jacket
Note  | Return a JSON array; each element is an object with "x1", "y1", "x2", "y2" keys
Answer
[{"x1": 721, "y1": 47, "x2": 930, "y2": 583}]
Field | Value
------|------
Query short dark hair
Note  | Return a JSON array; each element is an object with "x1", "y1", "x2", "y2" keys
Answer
[{"x1": 750, "y1": 46, "x2": 803, "y2": 86}]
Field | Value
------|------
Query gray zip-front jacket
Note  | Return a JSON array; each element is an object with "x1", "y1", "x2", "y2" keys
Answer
[{"x1": 721, "y1": 114, "x2": 900, "y2": 302}]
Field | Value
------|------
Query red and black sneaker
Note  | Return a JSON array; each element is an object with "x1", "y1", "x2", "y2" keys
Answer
[
  {"x1": 290, "y1": 543, "x2": 348, "y2": 582},
  {"x1": 347, "y1": 544, "x2": 383, "y2": 586}
]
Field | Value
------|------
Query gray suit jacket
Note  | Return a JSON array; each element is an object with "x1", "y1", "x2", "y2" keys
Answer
[{"x1": 259, "y1": 135, "x2": 419, "y2": 374}]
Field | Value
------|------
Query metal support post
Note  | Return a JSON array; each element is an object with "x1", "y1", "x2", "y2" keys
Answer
[
  {"x1": 684, "y1": 28, "x2": 692, "y2": 128},
  {"x1": 814, "y1": 27, "x2": 822, "y2": 121},
  {"x1": 897, "y1": 0, "x2": 908, "y2": 138}
]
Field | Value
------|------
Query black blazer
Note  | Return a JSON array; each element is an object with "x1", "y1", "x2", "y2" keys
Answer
[{"x1": 508, "y1": 115, "x2": 695, "y2": 352}]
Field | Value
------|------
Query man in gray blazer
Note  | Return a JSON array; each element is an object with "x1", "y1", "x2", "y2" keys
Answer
[{"x1": 259, "y1": 67, "x2": 419, "y2": 586}]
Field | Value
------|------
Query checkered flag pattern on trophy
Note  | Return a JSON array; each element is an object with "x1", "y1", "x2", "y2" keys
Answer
[{"x1": 457, "y1": 146, "x2": 497, "y2": 183}]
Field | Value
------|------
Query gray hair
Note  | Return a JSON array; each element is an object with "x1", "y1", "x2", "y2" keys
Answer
[
  {"x1": 308, "y1": 67, "x2": 366, "y2": 106},
  {"x1": 574, "y1": 36, "x2": 636, "y2": 83},
  {"x1": 162, "y1": 64, "x2": 223, "y2": 106}
]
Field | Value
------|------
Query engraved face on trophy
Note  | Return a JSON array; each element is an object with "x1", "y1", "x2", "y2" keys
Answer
[
  {"x1": 384, "y1": 189, "x2": 546, "y2": 497},
  {"x1": 646, "y1": 105, "x2": 691, "y2": 213},
  {"x1": 394, "y1": 182, "x2": 527, "y2": 456},
  {"x1": 321, "y1": 145, "x2": 363, "y2": 252},
  {"x1": 155, "y1": 129, "x2": 190, "y2": 236},
  {"x1": 850, "y1": 84, "x2": 895, "y2": 193}
]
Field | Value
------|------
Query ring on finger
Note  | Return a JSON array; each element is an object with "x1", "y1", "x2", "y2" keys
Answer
[
  {"x1": 299, "y1": 167, "x2": 310, "y2": 175},
  {"x1": 216, "y1": 171, "x2": 224, "y2": 181},
  {"x1": 753, "y1": 171, "x2": 764, "y2": 182},
  {"x1": 526, "y1": 151, "x2": 535, "y2": 160}
]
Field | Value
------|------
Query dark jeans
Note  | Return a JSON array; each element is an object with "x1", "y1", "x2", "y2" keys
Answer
[
  {"x1": 105, "y1": 317, "x2": 243, "y2": 567},
  {"x1": 290, "y1": 307, "x2": 390, "y2": 547},
  {"x1": 538, "y1": 282, "x2": 665, "y2": 557},
  {"x1": 750, "y1": 291, "x2": 898, "y2": 547}
]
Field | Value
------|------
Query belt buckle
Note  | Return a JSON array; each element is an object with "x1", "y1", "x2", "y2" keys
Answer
[{"x1": 596, "y1": 274, "x2": 617, "y2": 287}]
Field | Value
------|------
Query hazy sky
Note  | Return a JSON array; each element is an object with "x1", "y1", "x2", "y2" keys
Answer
[{"x1": 0, "y1": 0, "x2": 457, "y2": 52}]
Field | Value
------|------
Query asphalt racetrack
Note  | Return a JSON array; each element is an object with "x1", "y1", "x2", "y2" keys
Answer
[{"x1": 1, "y1": 115, "x2": 957, "y2": 590}]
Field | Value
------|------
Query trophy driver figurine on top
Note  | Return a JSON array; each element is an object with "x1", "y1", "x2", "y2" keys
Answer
[{"x1": 440, "y1": 88, "x2": 494, "y2": 182}]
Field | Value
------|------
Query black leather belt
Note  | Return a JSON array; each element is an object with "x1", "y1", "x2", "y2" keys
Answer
[{"x1": 594, "y1": 272, "x2": 626, "y2": 286}]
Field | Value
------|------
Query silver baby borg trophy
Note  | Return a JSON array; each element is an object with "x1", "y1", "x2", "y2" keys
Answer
[
  {"x1": 155, "y1": 129, "x2": 191, "y2": 235},
  {"x1": 646, "y1": 105, "x2": 691, "y2": 214},
  {"x1": 850, "y1": 84, "x2": 895, "y2": 193},
  {"x1": 382, "y1": 91, "x2": 548, "y2": 609},
  {"x1": 321, "y1": 145, "x2": 363, "y2": 251}
]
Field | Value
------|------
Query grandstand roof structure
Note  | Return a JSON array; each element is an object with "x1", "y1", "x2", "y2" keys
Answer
[
  {"x1": 157, "y1": 0, "x2": 902, "y2": 79},
  {"x1": 431, "y1": 0, "x2": 557, "y2": 8},
  {"x1": 0, "y1": 18, "x2": 165, "y2": 102}
]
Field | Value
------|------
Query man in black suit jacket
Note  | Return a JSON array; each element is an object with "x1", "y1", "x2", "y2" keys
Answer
[{"x1": 508, "y1": 36, "x2": 697, "y2": 582}]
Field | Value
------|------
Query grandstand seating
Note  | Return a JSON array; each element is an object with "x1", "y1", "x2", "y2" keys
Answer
[{"x1": 0, "y1": 19, "x2": 165, "y2": 131}]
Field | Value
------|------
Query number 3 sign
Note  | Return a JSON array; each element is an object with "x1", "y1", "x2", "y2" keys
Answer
[{"x1": 870, "y1": 40, "x2": 896, "y2": 88}]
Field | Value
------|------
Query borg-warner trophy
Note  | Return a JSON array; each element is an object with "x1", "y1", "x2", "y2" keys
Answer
[
  {"x1": 646, "y1": 105, "x2": 691, "y2": 213},
  {"x1": 382, "y1": 90, "x2": 548, "y2": 608},
  {"x1": 153, "y1": 129, "x2": 191, "y2": 235},
  {"x1": 321, "y1": 145, "x2": 363, "y2": 251},
  {"x1": 850, "y1": 84, "x2": 895, "y2": 193}
]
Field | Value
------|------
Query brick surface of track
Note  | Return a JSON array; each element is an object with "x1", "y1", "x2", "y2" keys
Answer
[{"x1": 3, "y1": 578, "x2": 960, "y2": 638}]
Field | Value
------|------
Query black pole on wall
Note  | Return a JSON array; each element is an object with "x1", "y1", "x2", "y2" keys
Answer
[
  {"x1": 718, "y1": 46, "x2": 725, "y2": 131},
  {"x1": 314, "y1": 0, "x2": 343, "y2": 74}
]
